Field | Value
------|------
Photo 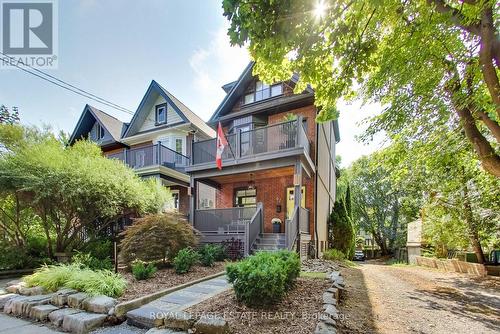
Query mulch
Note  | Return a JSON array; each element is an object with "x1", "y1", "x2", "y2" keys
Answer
[
  {"x1": 186, "y1": 277, "x2": 330, "y2": 334},
  {"x1": 118, "y1": 262, "x2": 226, "y2": 302}
]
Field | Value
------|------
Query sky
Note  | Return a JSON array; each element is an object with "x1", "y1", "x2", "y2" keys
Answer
[{"x1": 0, "y1": 0, "x2": 382, "y2": 167}]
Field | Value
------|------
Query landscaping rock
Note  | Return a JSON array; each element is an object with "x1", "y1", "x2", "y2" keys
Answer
[
  {"x1": 68, "y1": 292, "x2": 90, "y2": 309},
  {"x1": 48, "y1": 308, "x2": 81, "y2": 327},
  {"x1": 126, "y1": 306, "x2": 165, "y2": 328},
  {"x1": 19, "y1": 285, "x2": 45, "y2": 296},
  {"x1": 62, "y1": 311, "x2": 107, "y2": 334},
  {"x1": 3, "y1": 295, "x2": 28, "y2": 313},
  {"x1": 145, "y1": 329, "x2": 185, "y2": 334},
  {"x1": 314, "y1": 321, "x2": 337, "y2": 334},
  {"x1": 323, "y1": 304, "x2": 339, "y2": 320},
  {"x1": 328, "y1": 271, "x2": 341, "y2": 282},
  {"x1": 327, "y1": 287, "x2": 340, "y2": 302},
  {"x1": 163, "y1": 311, "x2": 195, "y2": 330},
  {"x1": 323, "y1": 292, "x2": 337, "y2": 305},
  {"x1": 6, "y1": 282, "x2": 26, "y2": 294},
  {"x1": 0, "y1": 293, "x2": 17, "y2": 311},
  {"x1": 5, "y1": 294, "x2": 52, "y2": 316},
  {"x1": 30, "y1": 304, "x2": 60, "y2": 321},
  {"x1": 51, "y1": 288, "x2": 78, "y2": 306},
  {"x1": 82, "y1": 295, "x2": 116, "y2": 314},
  {"x1": 334, "y1": 276, "x2": 345, "y2": 287},
  {"x1": 194, "y1": 315, "x2": 230, "y2": 334}
]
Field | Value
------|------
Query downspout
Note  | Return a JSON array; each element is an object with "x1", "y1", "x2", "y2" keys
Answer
[{"x1": 314, "y1": 122, "x2": 319, "y2": 258}]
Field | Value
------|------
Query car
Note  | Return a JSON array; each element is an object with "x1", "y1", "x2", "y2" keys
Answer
[{"x1": 353, "y1": 250, "x2": 365, "y2": 261}]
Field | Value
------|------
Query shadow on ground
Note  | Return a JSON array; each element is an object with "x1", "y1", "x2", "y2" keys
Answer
[
  {"x1": 408, "y1": 277, "x2": 500, "y2": 332},
  {"x1": 336, "y1": 263, "x2": 378, "y2": 334}
]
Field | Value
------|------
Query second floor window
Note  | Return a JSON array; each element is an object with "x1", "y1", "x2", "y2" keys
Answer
[
  {"x1": 244, "y1": 81, "x2": 283, "y2": 105},
  {"x1": 156, "y1": 105, "x2": 167, "y2": 124}
]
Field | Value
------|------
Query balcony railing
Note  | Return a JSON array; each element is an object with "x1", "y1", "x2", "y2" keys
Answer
[
  {"x1": 107, "y1": 144, "x2": 189, "y2": 173},
  {"x1": 191, "y1": 118, "x2": 310, "y2": 166}
]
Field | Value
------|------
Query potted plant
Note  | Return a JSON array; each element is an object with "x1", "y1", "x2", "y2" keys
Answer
[{"x1": 271, "y1": 218, "x2": 282, "y2": 233}]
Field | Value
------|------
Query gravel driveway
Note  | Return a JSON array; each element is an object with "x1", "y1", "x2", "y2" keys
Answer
[{"x1": 337, "y1": 261, "x2": 500, "y2": 334}]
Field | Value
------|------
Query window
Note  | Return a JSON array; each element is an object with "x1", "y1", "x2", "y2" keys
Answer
[
  {"x1": 156, "y1": 104, "x2": 167, "y2": 124},
  {"x1": 175, "y1": 138, "x2": 183, "y2": 163},
  {"x1": 271, "y1": 84, "x2": 282, "y2": 97},
  {"x1": 243, "y1": 81, "x2": 283, "y2": 105},
  {"x1": 171, "y1": 190, "x2": 180, "y2": 211},
  {"x1": 97, "y1": 124, "x2": 105, "y2": 140},
  {"x1": 234, "y1": 188, "x2": 257, "y2": 207}
]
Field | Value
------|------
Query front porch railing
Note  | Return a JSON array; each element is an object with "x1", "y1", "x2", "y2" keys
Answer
[
  {"x1": 191, "y1": 118, "x2": 310, "y2": 166},
  {"x1": 285, "y1": 207, "x2": 299, "y2": 251},
  {"x1": 106, "y1": 143, "x2": 189, "y2": 173},
  {"x1": 194, "y1": 204, "x2": 263, "y2": 256}
]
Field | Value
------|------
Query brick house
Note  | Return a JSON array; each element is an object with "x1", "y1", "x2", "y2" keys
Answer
[
  {"x1": 69, "y1": 80, "x2": 215, "y2": 216},
  {"x1": 186, "y1": 63, "x2": 340, "y2": 257}
]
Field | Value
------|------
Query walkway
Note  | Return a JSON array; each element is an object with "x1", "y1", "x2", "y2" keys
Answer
[
  {"x1": 0, "y1": 313, "x2": 60, "y2": 334},
  {"x1": 126, "y1": 275, "x2": 230, "y2": 328}
]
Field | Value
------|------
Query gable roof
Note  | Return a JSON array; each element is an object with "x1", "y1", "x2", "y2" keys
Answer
[
  {"x1": 123, "y1": 80, "x2": 215, "y2": 138},
  {"x1": 208, "y1": 62, "x2": 312, "y2": 124},
  {"x1": 69, "y1": 104, "x2": 127, "y2": 145}
]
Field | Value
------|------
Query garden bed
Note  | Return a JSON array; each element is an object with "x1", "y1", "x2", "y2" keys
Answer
[
  {"x1": 186, "y1": 277, "x2": 330, "y2": 334},
  {"x1": 118, "y1": 262, "x2": 226, "y2": 302}
]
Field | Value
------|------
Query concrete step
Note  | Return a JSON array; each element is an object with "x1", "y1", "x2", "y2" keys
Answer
[
  {"x1": 259, "y1": 233, "x2": 285, "y2": 240},
  {"x1": 253, "y1": 244, "x2": 287, "y2": 251}
]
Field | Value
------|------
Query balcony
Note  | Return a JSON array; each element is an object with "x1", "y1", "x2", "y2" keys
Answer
[
  {"x1": 107, "y1": 143, "x2": 190, "y2": 174},
  {"x1": 188, "y1": 118, "x2": 312, "y2": 172}
]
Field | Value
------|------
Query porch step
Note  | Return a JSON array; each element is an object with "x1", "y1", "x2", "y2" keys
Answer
[{"x1": 252, "y1": 234, "x2": 287, "y2": 252}]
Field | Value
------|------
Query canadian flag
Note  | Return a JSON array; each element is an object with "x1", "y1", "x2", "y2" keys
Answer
[{"x1": 216, "y1": 122, "x2": 228, "y2": 170}]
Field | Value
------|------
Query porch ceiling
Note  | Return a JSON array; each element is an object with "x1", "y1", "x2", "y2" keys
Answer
[{"x1": 207, "y1": 166, "x2": 294, "y2": 184}]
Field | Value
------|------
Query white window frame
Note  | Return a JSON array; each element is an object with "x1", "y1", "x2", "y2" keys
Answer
[{"x1": 156, "y1": 105, "x2": 167, "y2": 124}]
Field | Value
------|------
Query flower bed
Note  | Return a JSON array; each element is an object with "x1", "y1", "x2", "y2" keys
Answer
[
  {"x1": 118, "y1": 262, "x2": 226, "y2": 302},
  {"x1": 186, "y1": 276, "x2": 329, "y2": 334}
]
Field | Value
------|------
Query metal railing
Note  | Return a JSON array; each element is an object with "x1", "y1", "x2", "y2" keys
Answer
[
  {"x1": 285, "y1": 207, "x2": 299, "y2": 251},
  {"x1": 299, "y1": 207, "x2": 310, "y2": 233},
  {"x1": 191, "y1": 118, "x2": 310, "y2": 165},
  {"x1": 194, "y1": 205, "x2": 261, "y2": 256},
  {"x1": 245, "y1": 204, "x2": 263, "y2": 255},
  {"x1": 105, "y1": 144, "x2": 189, "y2": 173}
]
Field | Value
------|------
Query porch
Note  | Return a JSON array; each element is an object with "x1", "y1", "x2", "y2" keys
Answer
[
  {"x1": 193, "y1": 204, "x2": 310, "y2": 256},
  {"x1": 190, "y1": 166, "x2": 312, "y2": 256}
]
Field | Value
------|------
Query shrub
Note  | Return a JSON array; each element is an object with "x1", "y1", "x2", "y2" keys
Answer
[
  {"x1": 226, "y1": 251, "x2": 301, "y2": 306},
  {"x1": 322, "y1": 249, "x2": 346, "y2": 261},
  {"x1": 173, "y1": 248, "x2": 199, "y2": 274},
  {"x1": 198, "y1": 244, "x2": 223, "y2": 267},
  {"x1": 23, "y1": 263, "x2": 127, "y2": 297},
  {"x1": 131, "y1": 261, "x2": 157, "y2": 280},
  {"x1": 120, "y1": 213, "x2": 199, "y2": 265},
  {"x1": 72, "y1": 251, "x2": 113, "y2": 270}
]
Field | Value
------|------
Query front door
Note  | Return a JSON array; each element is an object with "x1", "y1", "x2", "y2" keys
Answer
[{"x1": 286, "y1": 186, "x2": 305, "y2": 220}]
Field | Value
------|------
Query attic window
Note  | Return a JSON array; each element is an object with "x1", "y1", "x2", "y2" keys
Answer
[
  {"x1": 156, "y1": 104, "x2": 167, "y2": 124},
  {"x1": 243, "y1": 81, "x2": 283, "y2": 105},
  {"x1": 97, "y1": 124, "x2": 105, "y2": 139}
]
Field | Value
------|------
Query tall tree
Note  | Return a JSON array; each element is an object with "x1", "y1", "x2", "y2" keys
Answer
[{"x1": 223, "y1": 0, "x2": 500, "y2": 177}]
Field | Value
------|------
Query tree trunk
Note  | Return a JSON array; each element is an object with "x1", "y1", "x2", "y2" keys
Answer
[
  {"x1": 454, "y1": 103, "x2": 500, "y2": 177},
  {"x1": 462, "y1": 176, "x2": 486, "y2": 264}
]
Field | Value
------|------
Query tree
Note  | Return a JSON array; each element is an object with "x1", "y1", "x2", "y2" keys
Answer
[
  {"x1": 223, "y1": 0, "x2": 500, "y2": 177},
  {"x1": 0, "y1": 124, "x2": 170, "y2": 256},
  {"x1": 349, "y1": 154, "x2": 405, "y2": 255},
  {"x1": 119, "y1": 213, "x2": 199, "y2": 264},
  {"x1": 328, "y1": 175, "x2": 355, "y2": 258},
  {"x1": 0, "y1": 105, "x2": 19, "y2": 125}
]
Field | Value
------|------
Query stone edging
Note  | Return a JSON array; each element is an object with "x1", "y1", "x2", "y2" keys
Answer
[
  {"x1": 314, "y1": 271, "x2": 345, "y2": 334},
  {"x1": 114, "y1": 271, "x2": 226, "y2": 318}
]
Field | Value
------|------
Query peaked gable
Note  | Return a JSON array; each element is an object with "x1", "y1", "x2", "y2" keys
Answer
[
  {"x1": 69, "y1": 104, "x2": 126, "y2": 145},
  {"x1": 123, "y1": 80, "x2": 215, "y2": 138}
]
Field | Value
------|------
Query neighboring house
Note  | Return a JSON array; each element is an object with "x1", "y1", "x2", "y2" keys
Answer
[
  {"x1": 186, "y1": 62, "x2": 340, "y2": 258},
  {"x1": 70, "y1": 80, "x2": 215, "y2": 215}
]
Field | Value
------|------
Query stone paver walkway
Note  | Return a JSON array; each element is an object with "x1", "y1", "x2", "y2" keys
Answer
[
  {"x1": 127, "y1": 275, "x2": 230, "y2": 328},
  {"x1": 0, "y1": 313, "x2": 60, "y2": 334}
]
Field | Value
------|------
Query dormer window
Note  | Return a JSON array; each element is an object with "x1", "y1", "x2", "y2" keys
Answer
[
  {"x1": 243, "y1": 81, "x2": 283, "y2": 105},
  {"x1": 156, "y1": 104, "x2": 167, "y2": 125}
]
